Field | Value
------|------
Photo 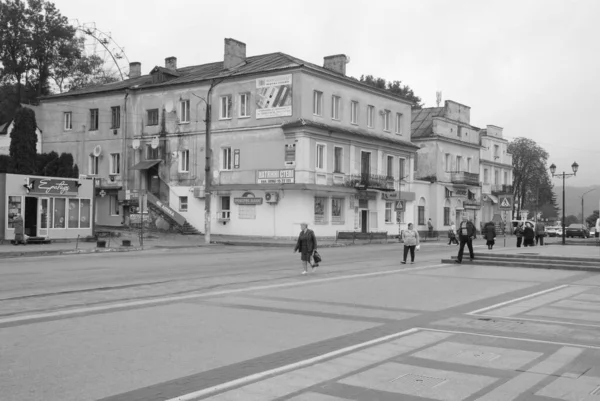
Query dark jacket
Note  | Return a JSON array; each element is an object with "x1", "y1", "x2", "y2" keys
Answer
[
  {"x1": 457, "y1": 221, "x2": 476, "y2": 240},
  {"x1": 523, "y1": 225, "x2": 535, "y2": 239},
  {"x1": 514, "y1": 225, "x2": 524, "y2": 238},
  {"x1": 294, "y1": 229, "x2": 317, "y2": 259},
  {"x1": 483, "y1": 223, "x2": 496, "y2": 241}
]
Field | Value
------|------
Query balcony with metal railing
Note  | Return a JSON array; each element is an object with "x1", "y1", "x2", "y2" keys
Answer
[
  {"x1": 450, "y1": 171, "x2": 480, "y2": 186},
  {"x1": 491, "y1": 184, "x2": 513, "y2": 194},
  {"x1": 340, "y1": 173, "x2": 396, "y2": 192}
]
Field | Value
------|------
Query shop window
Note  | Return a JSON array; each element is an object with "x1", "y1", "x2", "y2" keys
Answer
[
  {"x1": 331, "y1": 198, "x2": 344, "y2": 224},
  {"x1": 314, "y1": 197, "x2": 327, "y2": 224},
  {"x1": 80, "y1": 199, "x2": 91, "y2": 228},
  {"x1": 53, "y1": 198, "x2": 66, "y2": 228},
  {"x1": 385, "y1": 202, "x2": 393, "y2": 223},
  {"x1": 68, "y1": 199, "x2": 80, "y2": 228},
  {"x1": 7, "y1": 196, "x2": 22, "y2": 229},
  {"x1": 110, "y1": 195, "x2": 120, "y2": 216},
  {"x1": 238, "y1": 205, "x2": 256, "y2": 219},
  {"x1": 179, "y1": 196, "x2": 188, "y2": 212}
]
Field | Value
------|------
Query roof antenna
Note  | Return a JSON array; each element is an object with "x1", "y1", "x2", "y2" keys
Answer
[{"x1": 436, "y1": 91, "x2": 442, "y2": 107}]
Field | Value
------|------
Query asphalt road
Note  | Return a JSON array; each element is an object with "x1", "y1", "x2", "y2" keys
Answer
[{"x1": 1, "y1": 241, "x2": 599, "y2": 401}]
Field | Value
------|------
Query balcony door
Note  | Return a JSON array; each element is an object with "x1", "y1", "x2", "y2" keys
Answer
[{"x1": 361, "y1": 151, "x2": 371, "y2": 176}]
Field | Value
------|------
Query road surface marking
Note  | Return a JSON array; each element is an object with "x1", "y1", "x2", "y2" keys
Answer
[
  {"x1": 467, "y1": 285, "x2": 568, "y2": 315},
  {"x1": 165, "y1": 329, "x2": 453, "y2": 401},
  {"x1": 468, "y1": 314, "x2": 600, "y2": 329},
  {"x1": 474, "y1": 346, "x2": 583, "y2": 401},
  {"x1": 422, "y1": 327, "x2": 600, "y2": 349},
  {"x1": 0, "y1": 264, "x2": 444, "y2": 325}
]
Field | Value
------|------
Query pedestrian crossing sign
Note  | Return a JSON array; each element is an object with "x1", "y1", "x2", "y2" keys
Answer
[
  {"x1": 499, "y1": 195, "x2": 513, "y2": 210},
  {"x1": 395, "y1": 200, "x2": 404, "y2": 211}
]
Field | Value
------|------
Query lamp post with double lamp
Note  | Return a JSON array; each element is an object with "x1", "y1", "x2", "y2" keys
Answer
[
  {"x1": 549, "y1": 162, "x2": 579, "y2": 245},
  {"x1": 580, "y1": 188, "x2": 597, "y2": 233}
]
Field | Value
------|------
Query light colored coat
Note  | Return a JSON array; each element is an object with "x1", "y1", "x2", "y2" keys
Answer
[{"x1": 402, "y1": 229, "x2": 420, "y2": 246}]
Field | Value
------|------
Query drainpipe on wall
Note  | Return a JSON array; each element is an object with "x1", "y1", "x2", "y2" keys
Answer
[{"x1": 123, "y1": 90, "x2": 129, "y2": 193}]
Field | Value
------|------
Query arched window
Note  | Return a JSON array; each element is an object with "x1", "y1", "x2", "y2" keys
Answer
[
  {"x1": 444, "y1": 199, "x2": 451, "y2": 226},
  {"x1": 418, "y1": 197, "x2": 426, "y2": 225}
]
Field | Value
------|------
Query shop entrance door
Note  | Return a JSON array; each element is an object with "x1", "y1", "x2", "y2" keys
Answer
[
  {"x1": 24, "y1": 197, "x2": 38, "y2": 237},
  {"x1": 361, "y1": 210, "x2": 368, "y2": 233},
  {"x1": 38, "y1": 198, "x2": 50, "y2": 237}
]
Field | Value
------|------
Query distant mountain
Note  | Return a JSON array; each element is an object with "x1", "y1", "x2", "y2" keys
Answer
[{"x1": 553, "y1": 185, "x2": 600, "y2": 220}]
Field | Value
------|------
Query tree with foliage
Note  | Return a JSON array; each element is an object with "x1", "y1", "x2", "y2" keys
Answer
[
  {"x1": 358, "y1": 75, "x2": 423, "y2": 108},
  {"x1": 563, "y1": 215, "x2": 579, "y2": 226},
  {"x1": 508, "y1": 137, "x2": 556, "y2": 219},
  {"x1": 35, "y1": 150, "x2": 79, "y2": 177},
  {"x1": 0, "y1": 0, "x2": 31, "y2": 104},
  {"x1": 8, "y1": 106, "x2": 38, "y2": 174},
  {"x1": 585, "y1": 210, "x2": 599, "y2": 228}
]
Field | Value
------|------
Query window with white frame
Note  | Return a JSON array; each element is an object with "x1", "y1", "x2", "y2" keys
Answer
[
  {"x1": 179, "y1": 196, "x2": 188, "y2": 212},
  {"x1": 222, "y1": 147, "x2": 232, "y2": 170},
  {"x1": 494, "y1": 169, "x2": 499, "y2": 185},
  {"x1": 399, "y1": 158, "x2": 406, "y2": 180},
  {"x1": 313, "y1": 91, "x2": 323, "y2": 116},
  {"x1": 89, "y1": 155, "x2": 99, "y2": 175},
  {"x1": 350, "y1": 101, "x2": 358, "y2": 124},
  {"x1": 456, "y1": 156, "x2": 462, "y2": 171},
  {"x1": 109, "y1": 153, "x2": 120, "y2": 175},
  {"x1": 444, "y1": 154, "x2": 451, "y2": 171},
  {"x1": 64, "y1": 112, "x2": 72, "y2": 130},
  {"x1": 331, "y1": 198, "x2": 344, "y2": 223},
  {"x1": 367, "y1": 105, "x2": 374, "y2": 128},
  {"x1": 383, "y1": 110, "x2": 391, "y2": 131},
  {"x1": 331, "y1": 95, "x2": 341, "y2": 120},
  {"x1": 111, "y1": 106, "x2": 120, "y2": 129},
  {"x1": 418, "y1": 198, "x2": 426, "y2": 225},
  {"x1": 385, "y1": 202, "x2": 393, "y2": 223},
  {"x1": 316, "y1": 143, "x2": 326, "y2": 170},
  {"x1": 90, "y1": 109, "x2": 99, "y2": 131},
  {"x1": 239, "y1": 93, "x2": 250, "y2": 117},
  {"x1": 504, "y1": 171, "x2": 508, "y2": 185},
  {"x1": 386, "y1": 155, "x2": 394, "y2": 178},
  {"x1": 494, "y1": 144, "x2": 500, "y2": 158},
  {"x1": 53, "y1": 198, "x2": 66, "y2": 228},
  {"x1": 70, "y1": 199, "x2": 82, "y2": 228},
  {"x1": 180, "y1": 99, "x2": 190, "y2": 123},
  {"x1": 110, "y1": 195, "x2": 120, "y2": 216},
  {"x1": 220, "y1": 95, "x2": 232, "y2": 119},
  {"x1": 147, "y1": 109, "x2": 159, "y2": 126},
  {"x1": 334, "y1": 146, "x2": 343, "y2": 173},
  {"x1": 395, "y1": 113, "x2": 403, "y2": 134},
  {"x1": 220, "y1": 196, "x2": 231, "y2": 219},
  {"x1": 314, "y1": 196, "x2": 327, "y2": 224},
  {"x1": 179, "y1": 149, "x2": 190, "y2": 172}
]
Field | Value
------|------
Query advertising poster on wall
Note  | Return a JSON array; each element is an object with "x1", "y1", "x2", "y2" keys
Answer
[{"x1": 255, "y1": 74, "x2": 292, "y2": 119}]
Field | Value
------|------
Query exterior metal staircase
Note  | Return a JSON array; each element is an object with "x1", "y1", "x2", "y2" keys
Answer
[{"x1": 145, "y1": 192, "x2": 201, "y2": 235}]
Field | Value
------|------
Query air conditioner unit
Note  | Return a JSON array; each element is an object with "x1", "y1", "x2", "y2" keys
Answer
[
  {"x1": 265, "y1": 192, "x2": 279, "y2": 204},
  {"x1": 193, "y1": 186, "x2": 205, "y2": 198},
  {"x1": 218, "y1": 211, "x2": 230, "y2": 220}
]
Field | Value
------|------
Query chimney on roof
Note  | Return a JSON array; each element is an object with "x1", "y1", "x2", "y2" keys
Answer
[
  {"x1": 224, "y1": 38, "x2": 246, "y2": 69},
  {"x1": 129, "y1": 62, "x2": 141, "y2": 78},
  {"x1": 165, "y1": 56, "x2": 177, "y2": 71},
  {"x1": 323, "y1": 54, "x2": 348, "y2": 76}
]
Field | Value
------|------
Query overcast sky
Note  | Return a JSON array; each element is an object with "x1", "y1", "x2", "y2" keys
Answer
[{"x1": 54, "y1": 0, "x2": 600, "y2": 187}]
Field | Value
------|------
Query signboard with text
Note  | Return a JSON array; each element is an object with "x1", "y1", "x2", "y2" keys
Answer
[
  {"x1": 29, "y1": 178, "x2": 79, "y2": 196},
  {"x1": 255, "y1": 74, "x2": 292, "y2": 119},
  {"x1": 257, "y1": 169, "x2": 295, "y2": 184}
]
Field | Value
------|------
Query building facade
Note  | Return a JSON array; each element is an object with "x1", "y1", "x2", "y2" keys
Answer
[{"x1": 37, "y1": 38, "x2": 420, "y2": 237}]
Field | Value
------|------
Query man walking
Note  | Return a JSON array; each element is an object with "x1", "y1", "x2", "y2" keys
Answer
[
  {"x1": 455, "y1": 217, "x2": 476, "y2": 264},
  {"x1": 535, "y1": 220, "x2": 546, "y2": 246},
  {"x1": 427, "y1": 218, "x2": 434, "y2": 238}
]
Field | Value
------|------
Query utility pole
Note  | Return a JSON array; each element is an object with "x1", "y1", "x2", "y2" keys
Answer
[{"x1": 204, "y1": 84, "x2": 213, "y2": 245}]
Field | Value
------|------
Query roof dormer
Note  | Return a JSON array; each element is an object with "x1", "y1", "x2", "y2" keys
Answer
[{"x1": 149, "y1": 66, "x2": 181, "y2": 84}]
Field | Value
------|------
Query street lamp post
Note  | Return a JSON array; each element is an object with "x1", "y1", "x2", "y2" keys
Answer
[
  {"x1": 549, "y1": 162, "x2": 579, "y2": 245},
  {"x1": 581, "y1": 188, "x2": 597, "y2": 230}
]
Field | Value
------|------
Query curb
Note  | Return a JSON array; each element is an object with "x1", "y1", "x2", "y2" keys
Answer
[{"x1": 0, "y1": 246, "x2": 145, "y2": 259}]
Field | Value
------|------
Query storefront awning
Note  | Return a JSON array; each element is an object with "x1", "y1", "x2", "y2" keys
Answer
[
  {"x1": 130, "y1": 160, "x2": 161, "y2": 170},
  {"x1": 487, "y1": 194, "x2": 498, "y2": 204}
]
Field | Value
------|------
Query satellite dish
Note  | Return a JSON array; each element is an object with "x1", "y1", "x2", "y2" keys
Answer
[
  {"x1": 171, "y1": 151, "x2": 178, "y2": 158},
  {"x1": 132, "y1": 139, "x2": 140, "y2": 150},
  {"x1": 92, "y1": 145, "x2": 102, "y2": 157},
  {"x1": 165, "y1": 100, "x2": 174, "y2": 112},
  {"x1": 151, "y1": 136, "x2": 159, "y2": 149}
]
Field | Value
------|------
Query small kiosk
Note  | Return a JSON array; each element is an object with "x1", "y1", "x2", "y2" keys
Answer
[{"x1": 1, "y1": 174, "x2": 95, "y2": 242}]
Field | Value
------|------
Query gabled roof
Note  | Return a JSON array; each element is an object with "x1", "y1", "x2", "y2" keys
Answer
[
  {"x1": 41, "y1": 52, "x2": 414, "y2": 104},
  {"x1": 282, "y1": 118, "x2": 419, "y2": 150},
  {"x1": 411, "y1": 107, "x2": 444, "y2": 138}
]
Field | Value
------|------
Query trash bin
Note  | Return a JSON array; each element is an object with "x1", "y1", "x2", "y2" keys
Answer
[{"x1": 97, "y1": 240, "x2": 106, "y2": 248}]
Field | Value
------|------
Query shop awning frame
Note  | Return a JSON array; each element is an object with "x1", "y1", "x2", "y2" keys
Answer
[{"x1": 130, "y1": 160, "x2": 162, "y2": 170}]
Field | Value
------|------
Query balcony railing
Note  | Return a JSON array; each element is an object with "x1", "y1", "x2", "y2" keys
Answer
[
  {"x1": 450, "y1": 171, "x2": 480, "y2": 186},
  {"x1": 492, "y1": 184, "x2": 513, "y2": 194},
  {"x1": 342, "y1": 173, "x2": 395, "y2": 192}
]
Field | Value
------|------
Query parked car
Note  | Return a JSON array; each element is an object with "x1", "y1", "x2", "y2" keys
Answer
[
  {"x1": 565, "y1": 224, "x2": 590, "y2": 238},
  {"x1": 546, "y1": 225, "x2": 561, "y2": 237}
]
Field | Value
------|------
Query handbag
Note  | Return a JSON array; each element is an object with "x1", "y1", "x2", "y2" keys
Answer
[{"x1": 313, "y1": 250, "x2": 322, "y2": 264}]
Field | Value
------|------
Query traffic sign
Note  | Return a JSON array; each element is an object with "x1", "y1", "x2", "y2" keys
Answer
[
  {"x1": 395, "y1": 200, "x2": 404, "y2": 211},
  {"x1": 498, "y1": 195, "x2": 513, "y2": 210}
]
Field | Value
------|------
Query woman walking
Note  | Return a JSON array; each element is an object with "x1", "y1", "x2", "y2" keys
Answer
[
  {"x1": 294, "y1": 222, "x2": 317, "y2": 275},
  {"x1": 401, "y1": 223, "x2": 420, "y2": 264},
  {"x1": 448, "y1": 221, "x2": 458, "y2": 245},
  {"x1": 483, "y1": 221, "x2": 496, "y2": 250}
]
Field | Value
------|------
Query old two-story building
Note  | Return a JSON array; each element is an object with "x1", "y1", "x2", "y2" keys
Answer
[
  {"x1": 37, "y1": 38, "x2": 420, "y2": 238},
  {"x1": 411, "y1": 101, "x2": 485, "y2": 234},
  {"x1": 479, "y1": 125, "x2": 513, "y2": 225}
]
